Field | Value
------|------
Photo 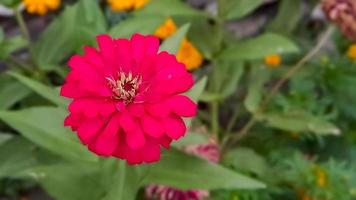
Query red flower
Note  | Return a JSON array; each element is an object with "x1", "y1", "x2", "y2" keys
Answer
[{"x1": 61, "y1": 34, "x2": 197, "y2": 164}]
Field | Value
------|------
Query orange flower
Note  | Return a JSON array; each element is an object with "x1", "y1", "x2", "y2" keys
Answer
[
  {"x1": 23, "y1": 0, "x2": 60, "y2": 15},
  {"x1": 107, "y1": 0, "x2": 149, "y2": 12},
  {"x1": 177, "y1": 39, "x2": 203, "y2": 71},
  {"x1": 347, "y1": 44, "x2": 356, "y2": 60},
  {"x1": 314, "y1": 166, "x2": 327, "y2": 187},
  {"x1": 264, "y1": 54, "x2": 281, "y2": 68},
  {"x1": 154, "y1": 18, "x2": 177, "y2": 40}
]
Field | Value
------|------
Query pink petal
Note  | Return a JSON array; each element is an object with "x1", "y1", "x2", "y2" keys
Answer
[
  {"x1": 89, "y1": 114, "x2": 120, "y2": 156},
  {"x1": 125, "y1": 126, "x2": 146, "y2": 150},
  {"x1": 145, "y1": 101, "x2": 171, "y2": 118},
  {"x1": 141, "y1": 114, "x2": 165, "y2": 138},
  {"x1": 119, "y1": 112, "x2": 138, "y2": 133},
  {"x1": 167, "y1": 95, "x2": 197, "y2": 117},
  {"x1": 97, "y1": 34, "x2": 118, "y2": 69},
  {"x1": 163, "y1": 115, "x2": 186, "y2": 140},
  {"x1": 139, "y1": 140, "x2": 161, "y2": 163},
  {"x1": 127, "y1": 103, "x2": 145, "y2": 117},
  {"x1": 77, "y1": 118, "x2": 105, "y2": 145}
]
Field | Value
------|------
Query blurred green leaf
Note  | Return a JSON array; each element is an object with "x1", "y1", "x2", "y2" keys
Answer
[
  {"x1": 0, "y1": 136, "x2": 37, "y2": 178},
  {"x1": 202, "y1": 60, "x2": 243, "y2": 102},
  {"x1": 0, "y1": 107, "x2": 98, "y2": 162},
  {"x1": 0, "y1": 133, "x2": 13, "y2": 146},
  {"x1": 109, "y1": 15, "x2": 164, "y2": 38},
  {"x1": 8, "y1": 72, "x2": 68, "y2": 107},
  {"x1": 160, "y1": 23, "x2": 190, "y2": 54},
  {"x1": 0, "y1": 73, "x2": 30, "y2": 110},
  {"x1": 0, "y1": 28, "x2": 4, "y2": 42},
  {"x1": 222, "y1": 147, "x2": 268, "y2": 177},
  {"x1": 135, "y1": 0, "x2": 207, "y2": 18},
  {"x1": 0, "y1": 0, "x2": 21, "y2": 7},
  {"x1": 258, "y1": 111, "x2": 341, "y2": 135},
  {"x1": 172, "y1": 132, "x2": 210, "y2": 147},
  {"x1": 142, "y1": 149, "x2": 265, "y2": 189},
  {"x1": 219, "y1": 0, "x2": 264, "y2": 20},
  {"x1": 33, "y1": 0, "x2": 106, "y2": 70},
  {"x1": 244, "y1": 66, "x2": 270, "y2": 113},
  {"x1": 267, "y1": 0, "x2": 301, "y2": 34},
  {"x1": 184, "y1": 76, "x2": 208, "y2": 103},
  {"x1": 101, "y1": 159, "x2": 144, "y2": 200},
  {"x1": 219, "y1": 33, "x2": 299, "y2": 61},
  {"x1": 0, "y1": 36, "x2": 28, "y2": 60},
  {"x1": 25, "y1": 162, "x2": 103, "y2": 200}
]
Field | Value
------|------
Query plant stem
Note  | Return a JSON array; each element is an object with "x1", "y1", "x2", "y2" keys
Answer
[
  {"x1": 211, "y1": 101, "x2": 219, "y2": 136},
  {"x1": 221, "y1": 26, "x2": 334, "y2": 153},
  {"x1": 14, "y1": 8, "x2": 30, "y2": 41}
]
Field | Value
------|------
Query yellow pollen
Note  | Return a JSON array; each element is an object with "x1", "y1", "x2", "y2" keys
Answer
[
  {"x1": 107, "y1": 71, "x2": 142, "y2": 103},
  {"x1": 314, "y1": 167, "x2": 327, "y2": 187},
  {"x1": 177, "y1": 39, "x2": 203, "y2": 71}
]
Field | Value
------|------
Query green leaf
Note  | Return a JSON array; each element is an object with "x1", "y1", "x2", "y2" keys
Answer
[
  {"x1": 33, "y1": 0, "x2": 106, "y2": 70},
  {"x1": 219, "y1": 0, "x2": 264, "y2": 20},
  {"x1": 0, "y1": 133, "x2": 13, "y2": 146},
  {"x1": 25, "y1": 162, "x2": 103, "y2": 200},
  {"x1": 184, "y1": 76, "x2": 208, "y2": 103},
  {"x1": 160, "y1": 23, "x2": 190, "y2": 54},
  {"x1": 135, "y1": 0, "x2": 207, "y2": 18},
  {"x1": 172, "y1": 132, "x2": 210, "y2": 147},
  {"x1": 0, "y1": 73, "x2": 30, "y2": 110},
  {"x1": 101, "y1": 159, "x2": 144, "y2": 200},
  {"x1": 244, "y1": 66, "x2": 270, "y2": 113},
  {"x1": 203, "y1": 60, "x2": 244, "y2": 102},
  {"x1": 0, "y1": 136, "x2": 38, "y2": 178},
  {"x1": 7, "y1": 72, "x2": 68, "y2": 107},
  {"x1": 109, "y1": 15, "x2": 164, "y2": 38},
  {"x1": 0, "y1": 36, "x2": 28, "y2": 60},
  {"x1": 0, "y1": 107, "x2": 97, "y2": 162},
  {"x1": 267, "y1": 0, "x2": 301, "y2": 34},
  {"x1": 258, "y1": 111, "x2": 341, "y2": 135},
  {"x1": 0, "y1": 28, "x2": 4, "y2": 42},
  {"x1": 0, "y1": 0, "x2": 21, "y2": 7},
  {"x1": 222, "y1": 147, "x2": 268, "y2": 177},
  {"x1": 142, "y1": 149, "x2": 265, "y2": 190},
  {"x1": 219, "y1": 33, "x2": 299, "y2": 61}
]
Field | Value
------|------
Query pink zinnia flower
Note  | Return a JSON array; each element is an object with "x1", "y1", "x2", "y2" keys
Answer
[
  {"x1": 145, "y1": 141, "x2": 220, "y2": 200},
  {"x1": 60, "y1": 34, "x2": 197, "y2": 164}
]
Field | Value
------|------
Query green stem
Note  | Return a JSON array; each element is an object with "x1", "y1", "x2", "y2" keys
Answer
[
  {"x1": 221, "y1": 26, "x2": 334, "y2": 154},
  {"x1": 211, "y1": 101, "x2": 219, "y2": 136},
  {"x1": 14, "y1": 8, "x2": 30, "y2": 41}
]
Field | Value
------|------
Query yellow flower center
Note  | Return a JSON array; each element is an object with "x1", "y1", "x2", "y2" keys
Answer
[
  {"x1": 264, "y1": 54, "x2": 281, "y2": 68},
  {"x1": 23, "y1": 0, "x2": 61, "y2": 15},
  {"x1": 106, "y1": 71, "x2": 142, "y2": 104},
  {"x1": 177, "y1": 39, "x2": 203, "y2": 71}
]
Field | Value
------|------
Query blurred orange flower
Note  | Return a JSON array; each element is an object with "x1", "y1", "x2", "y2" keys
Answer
[
  {"x1": 154, "y1": 18, "x2": 177, "y2": 40},
  {"x1": 177, "y1": 39, "x2": 203, "y2": 71},
  {"x1": 23, "y1": 0, "x2": 60, "y2": 15},
  {"x1": 107, "y1": 0, "x2": 149, "y2": 12},
  {"x1": 314, "y1": 167, "x2": 327, "y2": 187},
  {"x1": 264, "y1": 54, "x2": 281, "y2": 68},
  {"x1": 347, "y1": 44, "x2": 356, "y2": 60}
]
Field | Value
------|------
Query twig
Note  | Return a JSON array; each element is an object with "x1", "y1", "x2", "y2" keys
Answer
[{"x1": 221, "y1": 26, "x2": 334, "y2": 154}]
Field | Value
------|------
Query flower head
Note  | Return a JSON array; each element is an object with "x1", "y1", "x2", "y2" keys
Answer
[
  {"x1": 154, "y1": 18, "x2": 177, "y2": 40},
  {"x1": 314, "y1": 166, "x2": 327, "y2": 187},
  {"x1": 177, "y1": 39, "x2": 203, "y2": 71},
  {"x1": 23, "y1": 0, "x2": 60, "y2": 15},
  {"x1": 61, "y1": 34, "x2": 197, "y2": 164},
  {"x1": 347, "y1": 44, "x2": 356, "y2": 60},
  {"x1": 264, "y1": 54, "x2": 281, "y2": 68},
  {"x1": 107, "y1": 0, "x2": 149, "y2": 12}
]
